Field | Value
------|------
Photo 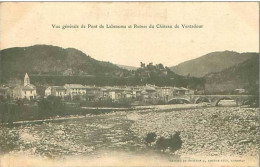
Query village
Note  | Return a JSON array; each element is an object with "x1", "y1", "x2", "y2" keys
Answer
[
  {"x1": 0, "y1": 73, "x2": 196, "y2": 105},
  {"x1": 0, "y1": 3, "x2": 259, "y2": 166}
]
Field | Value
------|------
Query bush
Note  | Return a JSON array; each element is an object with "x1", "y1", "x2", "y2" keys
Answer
[
  {"x1": 168, "y1": 131, "x2": 182, "y2": 152},
  {"x1": 243, "y1": 95, "x2": 259, "y2": 108},
  {"x1": 144, "y1": 132, "x2": 157, "y2": 146},
  {"x1": 0, "y1": 103, "x2": 22, "y2": 124},
  {"x1": 155, "y1": 136, "x2": 169, "y2": 152},
  {"x1": 152, "y1": 131, "x2": 183, "y2": 153}
]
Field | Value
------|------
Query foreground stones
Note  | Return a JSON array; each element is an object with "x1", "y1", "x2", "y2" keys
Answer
[
  {"x1": 130, "y1": 107, "x2": 259, "y2": 157},
  {"x1": 0, "y1": 106, "x2": 258, "y2": 159}
]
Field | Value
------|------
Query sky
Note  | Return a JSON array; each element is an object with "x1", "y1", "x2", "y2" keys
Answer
[{"x1": 0, "y1": 2, "x2": 259, "y2": 67}]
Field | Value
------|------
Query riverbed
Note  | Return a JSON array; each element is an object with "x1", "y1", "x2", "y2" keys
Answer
[{"x1": 0, "y1": 106, "x2": 259, "y2": 166}]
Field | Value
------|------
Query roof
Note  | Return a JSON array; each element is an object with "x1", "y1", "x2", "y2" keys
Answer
[
  {"x1": 0, "y1": 87, "x2": 9, "y2": 90},
  {"x1": 84, "y1": 85, "x2": 99, "y2": 90},
  {"x1": 100, "y1": 87, "x2": 106, "y2": 91},
  {"x1": 52, "y1": 86, "x2": 66, "y2": 90},
  {"x1": 122, "y1": 91, "x2": 132, "y2": 94},
  {"x1": 180, "y1": 87, "x2": 189, "y2": 91},
  {"x1": 22, "y1": 84, "x2": 36, "y2": 90},
  {"x1": 141, "y1": 90, "x2": 148, "y2": 94},
  {"x1": 161, "y1": 87, "x2": 171, "y2": 89},
  {"x1": 145, "y1": 86, "x2": 156, "y2": 91},
  {"x1": 173, "y1": 87, "x2": 184, "y2": 91},
  {"x1": 64, "y1": 84, "x2": 85, "y2": 89}
]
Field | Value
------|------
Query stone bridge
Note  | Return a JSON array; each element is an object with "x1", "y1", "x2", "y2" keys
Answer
[{"x1": 168, "y1": 95, "x2": 254, "y2": 106}]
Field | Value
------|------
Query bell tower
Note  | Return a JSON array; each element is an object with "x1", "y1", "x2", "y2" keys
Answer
[{"x1": 24, "y1": 73, "x2": 30, "y2": 86}]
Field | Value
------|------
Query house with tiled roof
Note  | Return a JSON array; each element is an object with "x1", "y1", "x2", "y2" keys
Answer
[
  {"x1": 45, "y1": 86, "x2": 66, "y2": 98},
  {"x1": 64, "y1": 84, "x2": 87, "y2": 100}
]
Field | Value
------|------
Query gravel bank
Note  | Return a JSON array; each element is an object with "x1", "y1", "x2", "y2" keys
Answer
[{"x1": 129, "y1": 107, "x2": 259, "y2": 157}]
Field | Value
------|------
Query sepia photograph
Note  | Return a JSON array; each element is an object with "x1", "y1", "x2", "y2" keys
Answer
[{"x1": 0, "y1": 2, "x2": 259, "y2": 167}]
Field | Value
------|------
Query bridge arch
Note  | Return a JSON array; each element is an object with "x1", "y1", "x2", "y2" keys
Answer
[
  {"x1": 194, "y1": 96, "x2": 211, "y2": 104},
  {"x1": 215, "y1": 97, "x2": 236, "y2": 106},
  {"x1": 168, "y1": 98, "x2": 191, "y2": 104}
]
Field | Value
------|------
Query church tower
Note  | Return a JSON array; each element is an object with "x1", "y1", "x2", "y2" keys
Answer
[{"x1": 24, "y1": 73, "x2": 30, "y2": 86}]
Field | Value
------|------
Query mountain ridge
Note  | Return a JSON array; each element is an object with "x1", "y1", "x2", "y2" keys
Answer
[
  {"x1": 170, "y1": 51, "x2": 258, "y2": 77},
  {"x1": 0, "y1": 44, "x2": 127, "y2": 83},
  {"x1": 204, "y1": 55, "x2": 259, "y2": 94},
  {"x1": 0, "y1": 45, "x2": 205, "y2": 89},
  {"x1": 1, "y1": 45, "x2": 258, "y2": 94}
]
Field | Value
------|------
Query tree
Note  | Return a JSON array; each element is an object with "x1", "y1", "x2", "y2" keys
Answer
[
  {"x1": 158, "y1": 63, "x2": 164, "y2": 69},
  {"x1": 37, "y1": 96, "x2": 64, "y2": 118}
]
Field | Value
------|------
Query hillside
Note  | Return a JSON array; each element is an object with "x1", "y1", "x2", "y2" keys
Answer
[
  {"x1": 170, "y1": 51, "x2": 258, "y2": 77},
  {"x1": 0, "y1": 45, "x2": 205, "y2": 89},
  {"x1": 0, "y1": 45, "x2": 126, "y2": 83},
  {"x1": 204, "y1": 56, "x2": 259, "y2": 94}
]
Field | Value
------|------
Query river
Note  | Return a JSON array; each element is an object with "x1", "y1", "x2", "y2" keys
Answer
[{"x1": 0, "y1": 106, "x2": 259, "y2": 167}]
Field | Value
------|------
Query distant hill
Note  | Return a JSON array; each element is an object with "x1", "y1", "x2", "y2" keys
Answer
[
  {"x1": 170, "y1": 51, "x2": 258, "y2": 77},
  {"x1": 204, "y1": 56, "x2": 259, "y2": 94},
  {"x1": 0, "y1": 45, "x2": 127, "y2": 83},
  {"x1": 117, "y1": 64, "x2": 138, "y2": 71},
  {"x1": 0, "y1": 45, "x2": 205, "y2": 89},
  {"x1": 0, "y1": 45, "x2": 258, "y2": 93}
]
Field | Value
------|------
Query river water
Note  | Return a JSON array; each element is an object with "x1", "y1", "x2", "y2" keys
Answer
[{"x1": 0, "y1": 112, "x2": 149, "y2": 158}]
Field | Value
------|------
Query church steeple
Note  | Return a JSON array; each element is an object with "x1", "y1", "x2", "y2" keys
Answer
[{"x1": 24, "y1": 73, "x2": 30, "y2": 86}]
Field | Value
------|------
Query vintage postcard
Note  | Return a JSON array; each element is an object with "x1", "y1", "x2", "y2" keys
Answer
[{"x1": 0, "y1": 2, "x2": 259, "y2": 167}]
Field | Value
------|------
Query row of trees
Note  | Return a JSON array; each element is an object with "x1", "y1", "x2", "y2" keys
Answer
[
  {"x1": 0, "y1": 96, "x2": 65, "y2": 124},
  {"x1": 0, "y1": 96, "x2": 132, "y2": 125}
]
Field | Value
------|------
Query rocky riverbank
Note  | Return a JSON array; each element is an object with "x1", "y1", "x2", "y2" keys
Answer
[
  {"x1": 0, "y1": 106, "x2": 258, "y2": 163},
  {"x1": 129, "y1": 107, "x2": 259, "y2": 157}
]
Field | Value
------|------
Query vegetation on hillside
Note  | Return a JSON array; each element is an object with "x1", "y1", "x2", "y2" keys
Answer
[
  {"x1": 0, "y1": 45, "x2": 128, "y2": 83},
  {"x1": 170, "y1": 51, "x2": 258, "y2": 77},
  {"x1": 0, "y1": 45, "x2": 204, "y2": 90},
  {"x1": 205, "y1": 56, "x2": 259, "y2": 94},
  {"x1": 0, "y1": 45, "x2": 258, "y2": 94}
]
